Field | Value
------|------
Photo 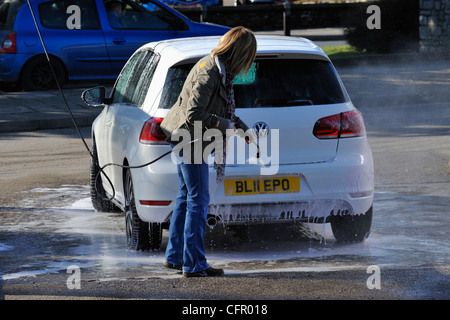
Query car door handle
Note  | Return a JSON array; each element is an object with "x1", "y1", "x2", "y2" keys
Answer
[{"x1": 113, "y1": 38, "x2": 126, "y2": 45}]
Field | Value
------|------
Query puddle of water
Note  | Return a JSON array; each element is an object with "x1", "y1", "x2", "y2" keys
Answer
[{"x1": 0, "y1": 242, "x2": 13, "y2": 252}]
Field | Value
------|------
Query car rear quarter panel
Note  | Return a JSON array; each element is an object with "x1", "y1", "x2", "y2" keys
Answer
[{"x1": 131, "y1": 143, "x2": 178, "y2": 222}]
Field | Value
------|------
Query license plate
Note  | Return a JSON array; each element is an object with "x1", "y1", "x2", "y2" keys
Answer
[{"x1": 224, "y1": 176, "x2": 300, "y2": 196}]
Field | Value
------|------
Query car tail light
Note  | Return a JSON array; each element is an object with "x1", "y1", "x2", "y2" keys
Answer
[
  {"x1": 139, "y1": 117, "x2": 168, "y2": 145},
  {"x1": 313, "y1": 114, "x2": 340, "y2": 139},
  {"x1": 339, "y1": 110, "x2": 366, "y2": 138},
  {"x1": 313, "y1": 110, "x2": 366, "y2": 139},
  {"x1": 139, "y1": 200, "x2": 171, "y2": 206},
  {"x1": 1, "y1": 31, "x2": 17, "y2": 54}
]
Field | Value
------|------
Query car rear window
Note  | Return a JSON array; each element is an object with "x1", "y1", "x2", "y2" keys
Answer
[
  {"x1": 0, "y1": 0, "x2": 24, "y2": 30},
  {"x1": 158, "y1": 59, "x2": 347, "y2": 109}
]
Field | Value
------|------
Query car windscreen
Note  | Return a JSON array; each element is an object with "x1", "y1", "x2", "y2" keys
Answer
[
  {"x1": 0, "y1": 0, "x2": 24, "y2": 30},
  {"x1": 158, "y1": 59, "x2": 347, "y2": 109}
]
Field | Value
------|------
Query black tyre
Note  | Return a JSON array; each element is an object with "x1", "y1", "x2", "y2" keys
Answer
[
  {"x1": 124, "y1": 169, "x2": 161, "y2": 250},
  {"x1": 90, "y1": 142, "x2": 120, "y2": 213},
  {"x1": 149, "y1": 221, "x2": 162, "y2": 250},
  {"x1": 20, "y1": 55, "x2": 66, "y2": 91},
  {"x1": 330, "y1": 206, "x2": 373, "y2": 242}
]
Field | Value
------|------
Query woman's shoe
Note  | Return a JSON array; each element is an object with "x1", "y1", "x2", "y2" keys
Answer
[
  {"x1": 164, "y1": 261, "x2": 182, "y2": 270},
  {"x1": 183, "y1": 267, "x2": 224, "y2": 278}
]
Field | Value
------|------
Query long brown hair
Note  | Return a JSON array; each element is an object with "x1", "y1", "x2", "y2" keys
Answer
[{"x1": 211, "y1": 26, "x2": 257, "y2": 76}]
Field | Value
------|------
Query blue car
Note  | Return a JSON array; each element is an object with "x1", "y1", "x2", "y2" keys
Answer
[{"x1": 0, "y1": 0, "x2": 229, "y2": 90}]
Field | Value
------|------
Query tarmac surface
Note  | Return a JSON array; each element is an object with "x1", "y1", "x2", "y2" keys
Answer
[{"x1": 0, "y1": 87, "x2": 101, "y2": 133}]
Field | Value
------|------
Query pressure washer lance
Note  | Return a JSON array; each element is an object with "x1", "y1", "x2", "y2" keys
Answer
[{"x1": 250, "y1": 138, "x2": 261, "y2": 159}]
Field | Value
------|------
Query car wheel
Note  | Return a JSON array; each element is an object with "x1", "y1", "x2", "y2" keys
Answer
[
  {"x1": 20, "y1": 55, "x2": 66, "y2": 91},
  {"x1": 330, "y1": 206, "x2": 373, "y2": 242},
  {"x1": 149, "y1": 222, "x2": 162, "y2": 250},
  {"x1": 124, "y1": 169, "x2": 162, "y2": 250},
  {"x1": 90, "y1": 142, "x2": 121, "y2": 213}
]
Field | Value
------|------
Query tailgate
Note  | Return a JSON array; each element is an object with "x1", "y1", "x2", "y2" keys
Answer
[{"x1": 227, "y1": 104, "x2": 352, "y2": 166}]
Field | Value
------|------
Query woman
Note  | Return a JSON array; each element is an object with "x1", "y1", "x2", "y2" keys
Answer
[{"x1": 160, "y1": 26, "x2": 257, "y2": 277}]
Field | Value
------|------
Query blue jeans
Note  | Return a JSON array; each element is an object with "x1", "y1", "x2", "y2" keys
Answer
[{"x1": 165, "y1": 161, "x2": 210, "y2": 273}]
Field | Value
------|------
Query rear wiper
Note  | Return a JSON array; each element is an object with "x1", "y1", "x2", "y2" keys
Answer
[{"x1": 254, "y1": 98, "x2": 313, "y2": 107}]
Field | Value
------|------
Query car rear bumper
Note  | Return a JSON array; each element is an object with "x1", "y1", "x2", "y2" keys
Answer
[
  {"x1": 131, "y1": 136, "x2": 374, "y2": 224},
  {"x1": 0, "y1": 53, "x2": 28, "y2": 82},
  {"x1": 209, "y1": 199, "x2": 355, "y2": 225}
]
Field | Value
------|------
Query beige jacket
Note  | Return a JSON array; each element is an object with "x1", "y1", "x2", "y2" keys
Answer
[{"x1": 160, "y1": 54, "x2": 249, "y2": 160}]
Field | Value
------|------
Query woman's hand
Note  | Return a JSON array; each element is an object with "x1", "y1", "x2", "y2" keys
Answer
[{"x1": 244, "y1": 130, "x2": 256, "y2": 144}]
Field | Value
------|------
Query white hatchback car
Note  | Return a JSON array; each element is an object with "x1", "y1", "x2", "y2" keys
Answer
[{"x1": 82, "y1": 35, "x2": 374, "y2": 250}]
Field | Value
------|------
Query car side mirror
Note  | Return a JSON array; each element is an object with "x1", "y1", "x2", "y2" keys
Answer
[{"x1": 81, "y1": 86, "x2": 107, "y2": 107}]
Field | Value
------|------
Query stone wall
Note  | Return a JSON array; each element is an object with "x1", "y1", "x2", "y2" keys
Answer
[{"x1": 420, "y1": 0, "x2": 450, "y2": 52}]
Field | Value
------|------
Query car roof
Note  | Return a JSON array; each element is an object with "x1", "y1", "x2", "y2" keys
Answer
[{"x1": 141, "y1": 35, "x2": 329, "y2": 65}]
